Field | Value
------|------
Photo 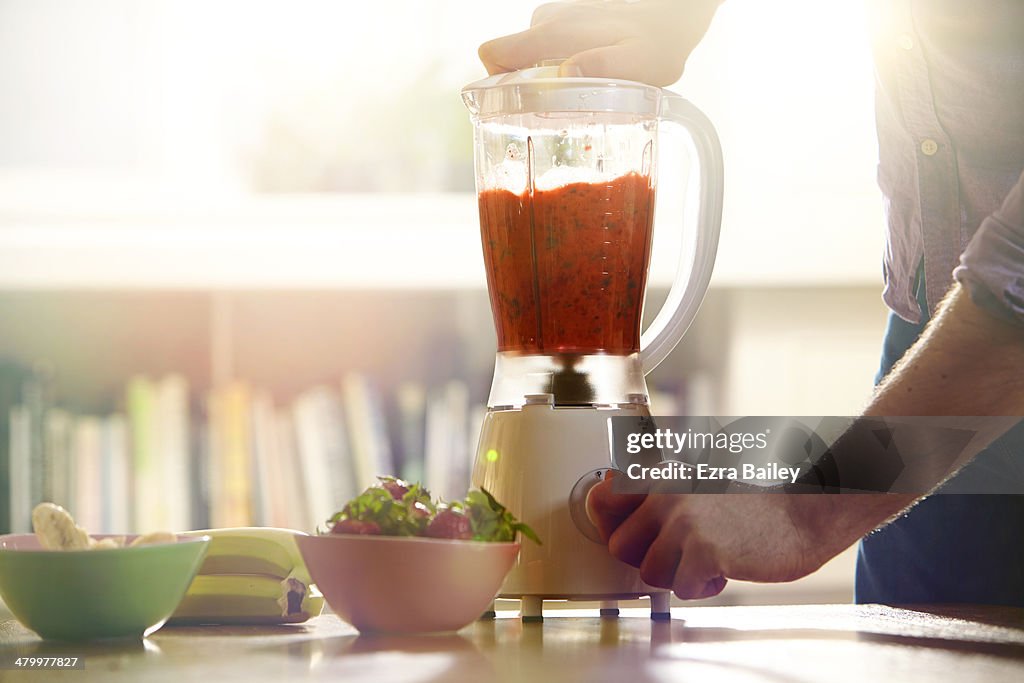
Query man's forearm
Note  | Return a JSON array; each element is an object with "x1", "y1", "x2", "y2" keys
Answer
[
  {"x1": 819, "y1": 285, "x2": 1024, "y2": 549},
  {"x1": 864, "y1": 285, "x2": 1023, "y2": 486},
  {"x1": 868, "y1": 285, "x2": 1024, "y2": 419}
]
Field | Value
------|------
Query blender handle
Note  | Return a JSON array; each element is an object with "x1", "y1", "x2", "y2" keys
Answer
[{"x1": 639, "y1": 94, "x2": 724, "y2": 373}]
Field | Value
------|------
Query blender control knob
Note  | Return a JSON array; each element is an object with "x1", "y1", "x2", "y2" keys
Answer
[{"x1": 569, "y1": 468, "x2": 616, "y2": 544}]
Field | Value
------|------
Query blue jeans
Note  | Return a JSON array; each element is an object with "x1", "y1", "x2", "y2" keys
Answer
[{"x1": 854, "y1": 289, "x2": 1024, "y2": 606}]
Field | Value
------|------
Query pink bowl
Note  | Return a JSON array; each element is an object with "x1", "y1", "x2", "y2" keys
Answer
[{"x1": 295, "y1": 534, "x2": 519, "y2": 633}]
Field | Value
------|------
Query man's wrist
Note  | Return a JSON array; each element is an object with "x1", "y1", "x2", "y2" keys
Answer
[{"x1": 787, "y1": 493, "x2": 916, "y2": 566}]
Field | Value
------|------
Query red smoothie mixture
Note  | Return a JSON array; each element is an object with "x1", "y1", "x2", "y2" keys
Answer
[{"x1": 478, "y1": 172, "x2": 655, "y2": 355}]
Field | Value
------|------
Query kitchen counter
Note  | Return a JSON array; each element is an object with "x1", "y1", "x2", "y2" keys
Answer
[{"x1": 1, "y1": 603, "x2": 1022, "y2": 682}]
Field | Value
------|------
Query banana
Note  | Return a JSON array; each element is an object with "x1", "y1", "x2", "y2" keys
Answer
[
  {"x1": 170, "y1": 527, "x2": 323, "y2": 625},
  {"x1": 183, "y1": 527, "x2": 307, "y2": 582},
  {"x1": 131, "y1": 531, "x2": 176, "y2": 547},
  {"x1": 32, "y1": 503, "x2": 90, "y2": 550},
  {"x1": 170, "y1": 574, "x2": 324, "y2": 625}
]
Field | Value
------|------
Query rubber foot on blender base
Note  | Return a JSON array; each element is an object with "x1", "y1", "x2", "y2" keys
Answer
[
  {"x1": 479, "y1": 611, "x2": 497, "y2": 620},
  {"x1": 599, "y1": 608, "x2": 620, "y2": 617},
  {"x1": 520, "y1": 596, "x2": 543, "y2": 623},
  {"x1": 650, "y1": 592, "x2": 671, "y2": 620}
]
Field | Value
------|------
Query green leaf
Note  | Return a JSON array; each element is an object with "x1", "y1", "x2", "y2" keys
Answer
[{"x1": 513, "y1": 521, "x2": 542, "y2": 545}]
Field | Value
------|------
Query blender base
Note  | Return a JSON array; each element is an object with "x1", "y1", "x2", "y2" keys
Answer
[{"x1": 474, "y1": 404, "x2": 670, "y2": 618}]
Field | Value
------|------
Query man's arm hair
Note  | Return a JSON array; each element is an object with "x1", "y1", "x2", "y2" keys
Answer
[
  {"x1": 867, "y1": 284, "x2": 1024, "y2": 420},
  {"x1": 802, "y1": 284, "x2": 1024, "y2": 549}
]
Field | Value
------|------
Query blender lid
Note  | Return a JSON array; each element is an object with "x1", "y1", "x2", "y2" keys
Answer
[{"x1": 462, "y1": 65, "x2": 662, "y2": 118}]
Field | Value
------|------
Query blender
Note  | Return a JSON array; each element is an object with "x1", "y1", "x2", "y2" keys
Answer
[{"x1": 462, "y1": 65, "x2": 722, "y2": 620}]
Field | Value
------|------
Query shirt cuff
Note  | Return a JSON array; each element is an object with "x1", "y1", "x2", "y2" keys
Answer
[{"x1": 953, "y1": 170, "x2": 1024, "y2": 326}]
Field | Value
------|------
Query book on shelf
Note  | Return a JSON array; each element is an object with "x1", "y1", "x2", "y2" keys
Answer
[
  {"x1": 155, "y1": 374, "x2": 191, "y2": 532},
  {"x1": 249, "y1": 389, "x2": 274, "y2": 528},
  {"x1": 292, "y1": 385, "x2": 355, "y2": 531},
  {"x1": 126, "y1": 375, "x2": 156, "y2": 531},
  {"x1": 272, "y1": 410, "x2": 308, "y2": 531},
  {"x1": 342, "y1": 372, "x2": 395, "y2": 491},
  {"x1": 126, "y1": 374, "x2": 192, "y2": 533},
  {"x1": 249, "y1": 389, "x2": 307, "y2": 530},
  {"x1": 207, "y1": 381, "x2": 253, "y2": 528},
  {"x1": 393, "y1": 381, "x2": 426, "y2": 484},
  {"x1": 23, "y1": 366, "x2": 49, "y2": 528},
  {"x1": 424, "y1": 379, "x2": 471, "y2": 502},
  {"x1": 8, "y1": 404, "x2": 31, "y2": 533},
  {"x1": 191, "y1": 409, "x2": 211, "y2": 530},
  {"x1": 43, "y1": 409, "x2": 73, "y2": 513},
  {"x1": 0, "y1": 361, "x2": 31, "y2": 533},
  {"x1": 102, "y1": 414, "x2": 130, "y2": 534},
  {"x1": 72, "y1": 416, "x2": 102, "y2": 533}
]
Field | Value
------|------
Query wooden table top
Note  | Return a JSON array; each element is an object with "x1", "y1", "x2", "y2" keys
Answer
[{"x1": 1, "y1": 603, "x2": 1022, "y2": 682}]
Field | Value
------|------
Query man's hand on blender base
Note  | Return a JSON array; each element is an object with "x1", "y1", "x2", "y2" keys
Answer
[
  {"x1": 479, "y1": 0, "x2": 723, "y2": 86},
  {"x1": 587, "y1": 476, "x2": 904, "y2": 599}
]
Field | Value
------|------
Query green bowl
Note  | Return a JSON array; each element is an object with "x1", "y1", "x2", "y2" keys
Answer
[{"x1": 0, "y1": 533, "x2": 209, "y2": 641}]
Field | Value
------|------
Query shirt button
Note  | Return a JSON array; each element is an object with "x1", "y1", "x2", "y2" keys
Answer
[
  {"x1": 897, "y1": 34, "x2": 914, "y2": 50},
  {"x1": 920, "y1": 139, "x2": 939, "y2": 156}
]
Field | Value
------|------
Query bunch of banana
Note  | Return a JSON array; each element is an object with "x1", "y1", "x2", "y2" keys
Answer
[{"x1": 169, "y1": 528, "x2": 324, "y2": 625}]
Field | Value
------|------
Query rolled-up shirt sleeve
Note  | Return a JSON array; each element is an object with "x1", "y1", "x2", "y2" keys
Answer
[{"x1": 953, "y1": 170, "x2": 1024, "y2": 326}]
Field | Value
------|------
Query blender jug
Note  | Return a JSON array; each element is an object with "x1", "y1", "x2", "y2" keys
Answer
[
  {"x1": 463, "y1": 66, "x2": 723, "y2": 618},
  {"x1": 463, "y1": 66, "x2": 723, "y2": 408}
]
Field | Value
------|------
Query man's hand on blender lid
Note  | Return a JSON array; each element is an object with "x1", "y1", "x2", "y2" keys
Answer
[{"x1": 478, "y1": 0, "x2": 723, "y2": 86}]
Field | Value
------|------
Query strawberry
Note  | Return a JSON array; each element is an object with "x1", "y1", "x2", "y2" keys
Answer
[
  {"x1": 425, "y1": 507, "x2": 473, "y2": 540},
  {"x1": 410, "y1": 501, "x2": 431, "y2": 520},
  {"x1": 380, "y1": 478, "x2": 410, "y2": 501},
  {"x1": 330, "y1": 519, "x2": 382, "y2": 536}
]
